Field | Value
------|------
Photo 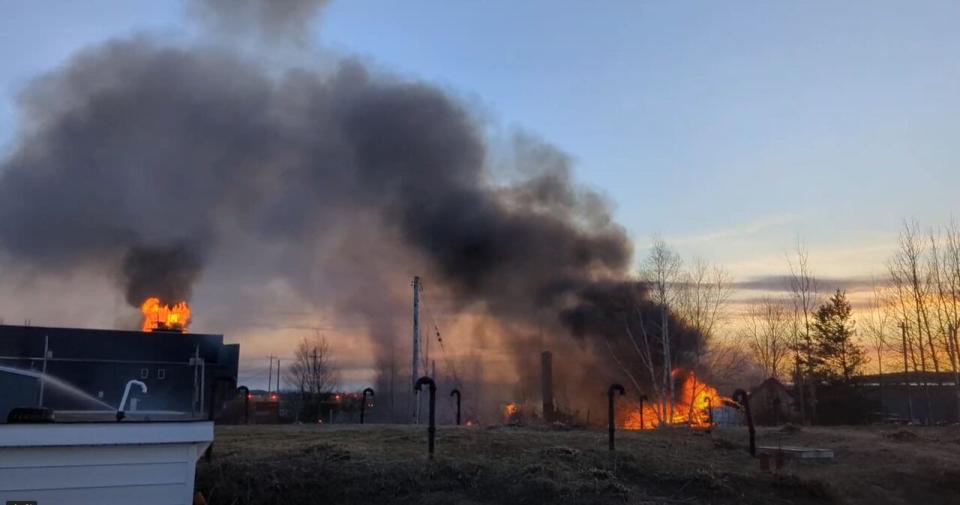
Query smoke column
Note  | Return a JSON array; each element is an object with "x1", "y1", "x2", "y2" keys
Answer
[{"x1": 0, "y1": 1, "x2": 702, "y2": 415}]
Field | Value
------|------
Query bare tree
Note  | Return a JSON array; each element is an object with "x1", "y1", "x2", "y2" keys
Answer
[
  {"x1": 863, "y1": 278, "x2": 893, "y2": 406},
  {"x1": 786, "y1": 240, "x2": 819, "y2": 423},
  {"x1": 741, "y1": 297, "x2": 791, "y2": 380},
  {"x1": 640, "y1": 237, "x2": 683, "y2": 424},
  {"x1": 889, "y1": 221, "x2": 936, "y2": 422},
  {"x1": 285, "y1": 333, "x2": 339, "y2": 421},
  {"x1": 928, "y1": 224, "x2": 960, "y2": 420},
  {"x1": 677, "y1": 258, "x2": 732, "y2": 421},
  {"x1": 944, "y1": 220, "x2": 960, "y2": 420},
  {"x1": 678, "y1": 259, "x2": 733, "y2": 359}
]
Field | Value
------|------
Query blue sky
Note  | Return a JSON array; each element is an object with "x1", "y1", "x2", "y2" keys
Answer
[{"x1": 2, "y1": 0, "x2": 958, "y2": 281}]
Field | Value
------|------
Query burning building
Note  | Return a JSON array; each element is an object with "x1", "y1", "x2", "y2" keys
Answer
[
  {"x1": 620, "y1": 369, "x2": 730, "y2": 430},
  {"x1": 0, "y1": 323, "x2": 239, "y2": 421}
]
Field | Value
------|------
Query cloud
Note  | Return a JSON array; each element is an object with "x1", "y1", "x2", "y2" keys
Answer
[{"x1": 732, "y1": 274, "x2": 889, "y2": 294}]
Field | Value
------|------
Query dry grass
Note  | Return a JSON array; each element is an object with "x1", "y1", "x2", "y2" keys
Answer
[{"x1": 196, "y1": 424, "x2": 960, "y2": 505}]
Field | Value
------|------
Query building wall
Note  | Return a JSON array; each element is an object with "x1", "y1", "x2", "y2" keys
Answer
[
  {"x1": 0, "y1": 444, "x2": 200, "y2": 504},
  {"x1": 0, "y1": 325, "x2": 239, "y2": 421},
  {"x1": 870, "y1": 384, "x2": 959, "y2": 424}
]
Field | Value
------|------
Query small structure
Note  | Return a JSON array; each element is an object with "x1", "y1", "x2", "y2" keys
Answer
[
  {"x1": 749, "y1": 378, "x2": 798, "y2": 426},
  {"x1": 0, "y1": 421, "x2": 213, "y2": 504},
  {"x1": 709, "y1": 404, "x2": 744, "y2": 427}
]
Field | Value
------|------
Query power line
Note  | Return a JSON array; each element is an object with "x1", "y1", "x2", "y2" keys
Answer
[{"x1": 420, "y1": 283, "x2": 461, "y2": 385}]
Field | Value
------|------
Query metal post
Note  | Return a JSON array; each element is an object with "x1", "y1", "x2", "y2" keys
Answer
[
  {"x1": 450, "y1": 389, "x2": 461, "y2": 425},
  {"x1": 638, "y1": 394, "x2": 647, "y2": 430},
  {"x1": 541, "y1": 351, "x2": 554, "y2": 423},
  {"x1": 37, "y1": 335, "x2": 49, "y2": 407},
  {"x1": 267, "y1": 355, "x2": 273, "y2": 395},
  {"x1": 361, "y1": 388, "x2": 374, "y2": 424},
  {"x1": 412, "y1": 277, "x2": 421, "y2": 424},
  {"x1": 200, "y1": 358, "x2": 206, "y2": 418},
  {"x1": 608, "y1": 384, "x2": 625, "y2": 451},
  {"x1": 192, "y1": 346, "x2": 200, "y2": 416},
  {"x1": 414, "y1": 376, "x2": 436, "y2": 458},
  {"x1": 733, "y1": 389, "x2": 756, "y2": 457}
]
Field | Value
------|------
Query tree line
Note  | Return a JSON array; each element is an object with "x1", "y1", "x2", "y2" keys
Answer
[{"x1": 277, "y1": 219, "x2": 960, "y2": 425}]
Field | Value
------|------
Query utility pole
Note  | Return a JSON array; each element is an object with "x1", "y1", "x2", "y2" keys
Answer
[
  {"x1": 276, "y1": 359, "x2": 281, "y2": 394},
  {"x1": 412, "y1": 276, "x2": 421, "y2": 424},
  {"x1": 267, "y1": 355, "x2": 274, "y2": 395}
]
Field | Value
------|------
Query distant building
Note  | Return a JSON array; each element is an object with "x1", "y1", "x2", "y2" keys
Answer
[
  {"x1": 0, "y1": 324, "x2": 239, "y2": 421},
  {"x1": 749, "y1": 377, "x2": 799, "y2": 426},
  {"x1": 854, "y1": 372, "x2": 959, "y2": 424}
]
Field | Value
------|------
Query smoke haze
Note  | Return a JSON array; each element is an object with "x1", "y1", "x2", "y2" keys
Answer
[{"x1": 191, "y1": 0, "x2": 329, "y2": 45}]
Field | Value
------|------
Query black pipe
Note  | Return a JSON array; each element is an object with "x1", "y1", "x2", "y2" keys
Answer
[
  {"x1": 415, "y1": 376, "x2": 437, "y2": 458},
  {"x1": 608, "y1": 383, "x2": 625, "y2": 451},
  {"x1": 733, "y1": 388, "x2": 756, "y2": 457},
  {"x1": 450, "y1": 389, "x2": 461, "y2": 425},
  {"x1": 704, "y1": 396, "x2": 713, "y2": 434},
  {"x1": 237, "y1": 386, "x2": 250, "y2": 424},
  {"x1": 360, "y1": 387, "x2": 375, "y2": 424},
  {"x1": 638, "y1": 394, "x2": 648, "y2": 430}
]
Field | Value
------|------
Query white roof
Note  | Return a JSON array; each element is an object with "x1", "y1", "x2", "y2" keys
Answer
[{"x1": 0, "y1": 422, "x2": 213, "y2": 447}]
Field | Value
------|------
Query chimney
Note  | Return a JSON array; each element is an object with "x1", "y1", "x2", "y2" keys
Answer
[{"x1": 541, "y1": 351, "x2": 555, "y2": 422}]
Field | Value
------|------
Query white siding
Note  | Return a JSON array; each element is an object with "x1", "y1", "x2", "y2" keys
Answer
[{"x1": 0, "y1": 423, "x2": 211, "y2": 505}]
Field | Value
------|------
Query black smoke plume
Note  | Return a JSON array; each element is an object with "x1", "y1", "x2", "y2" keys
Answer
[
  {"x1": 0, "y1": 1, "x2": 702, "y2": 414},
  {"x1": 121, "y1": 243, "x2": 204, "y2": 306}
]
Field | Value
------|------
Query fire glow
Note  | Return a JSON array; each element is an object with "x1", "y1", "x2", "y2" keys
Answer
[
  {"x1": 623, "y1": 370, "x2": 727, "y2": 429},
  {"x1": 140, "y1": 297, "x2": 191, "y2": 332}
]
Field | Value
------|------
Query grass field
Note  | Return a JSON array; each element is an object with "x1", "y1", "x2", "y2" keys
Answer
[{"x1": 196, "y1": 423, "x2": 960, "y2": 505}]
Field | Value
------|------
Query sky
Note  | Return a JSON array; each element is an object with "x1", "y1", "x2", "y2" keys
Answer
[
  {"x1": 2, "y1": 0, "x2": 958, "y2": 281},
  {"x1": 1, "y1": 1, "x2": 958, "y2": 387}
]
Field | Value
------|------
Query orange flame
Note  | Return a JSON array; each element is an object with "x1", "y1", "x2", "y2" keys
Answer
[
  {"x1": 140, "y1": 297, "x2": 191, "y2": 332},
  {"x1": 623, "y1": 370, "x2": 727, "y2": 429}
]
